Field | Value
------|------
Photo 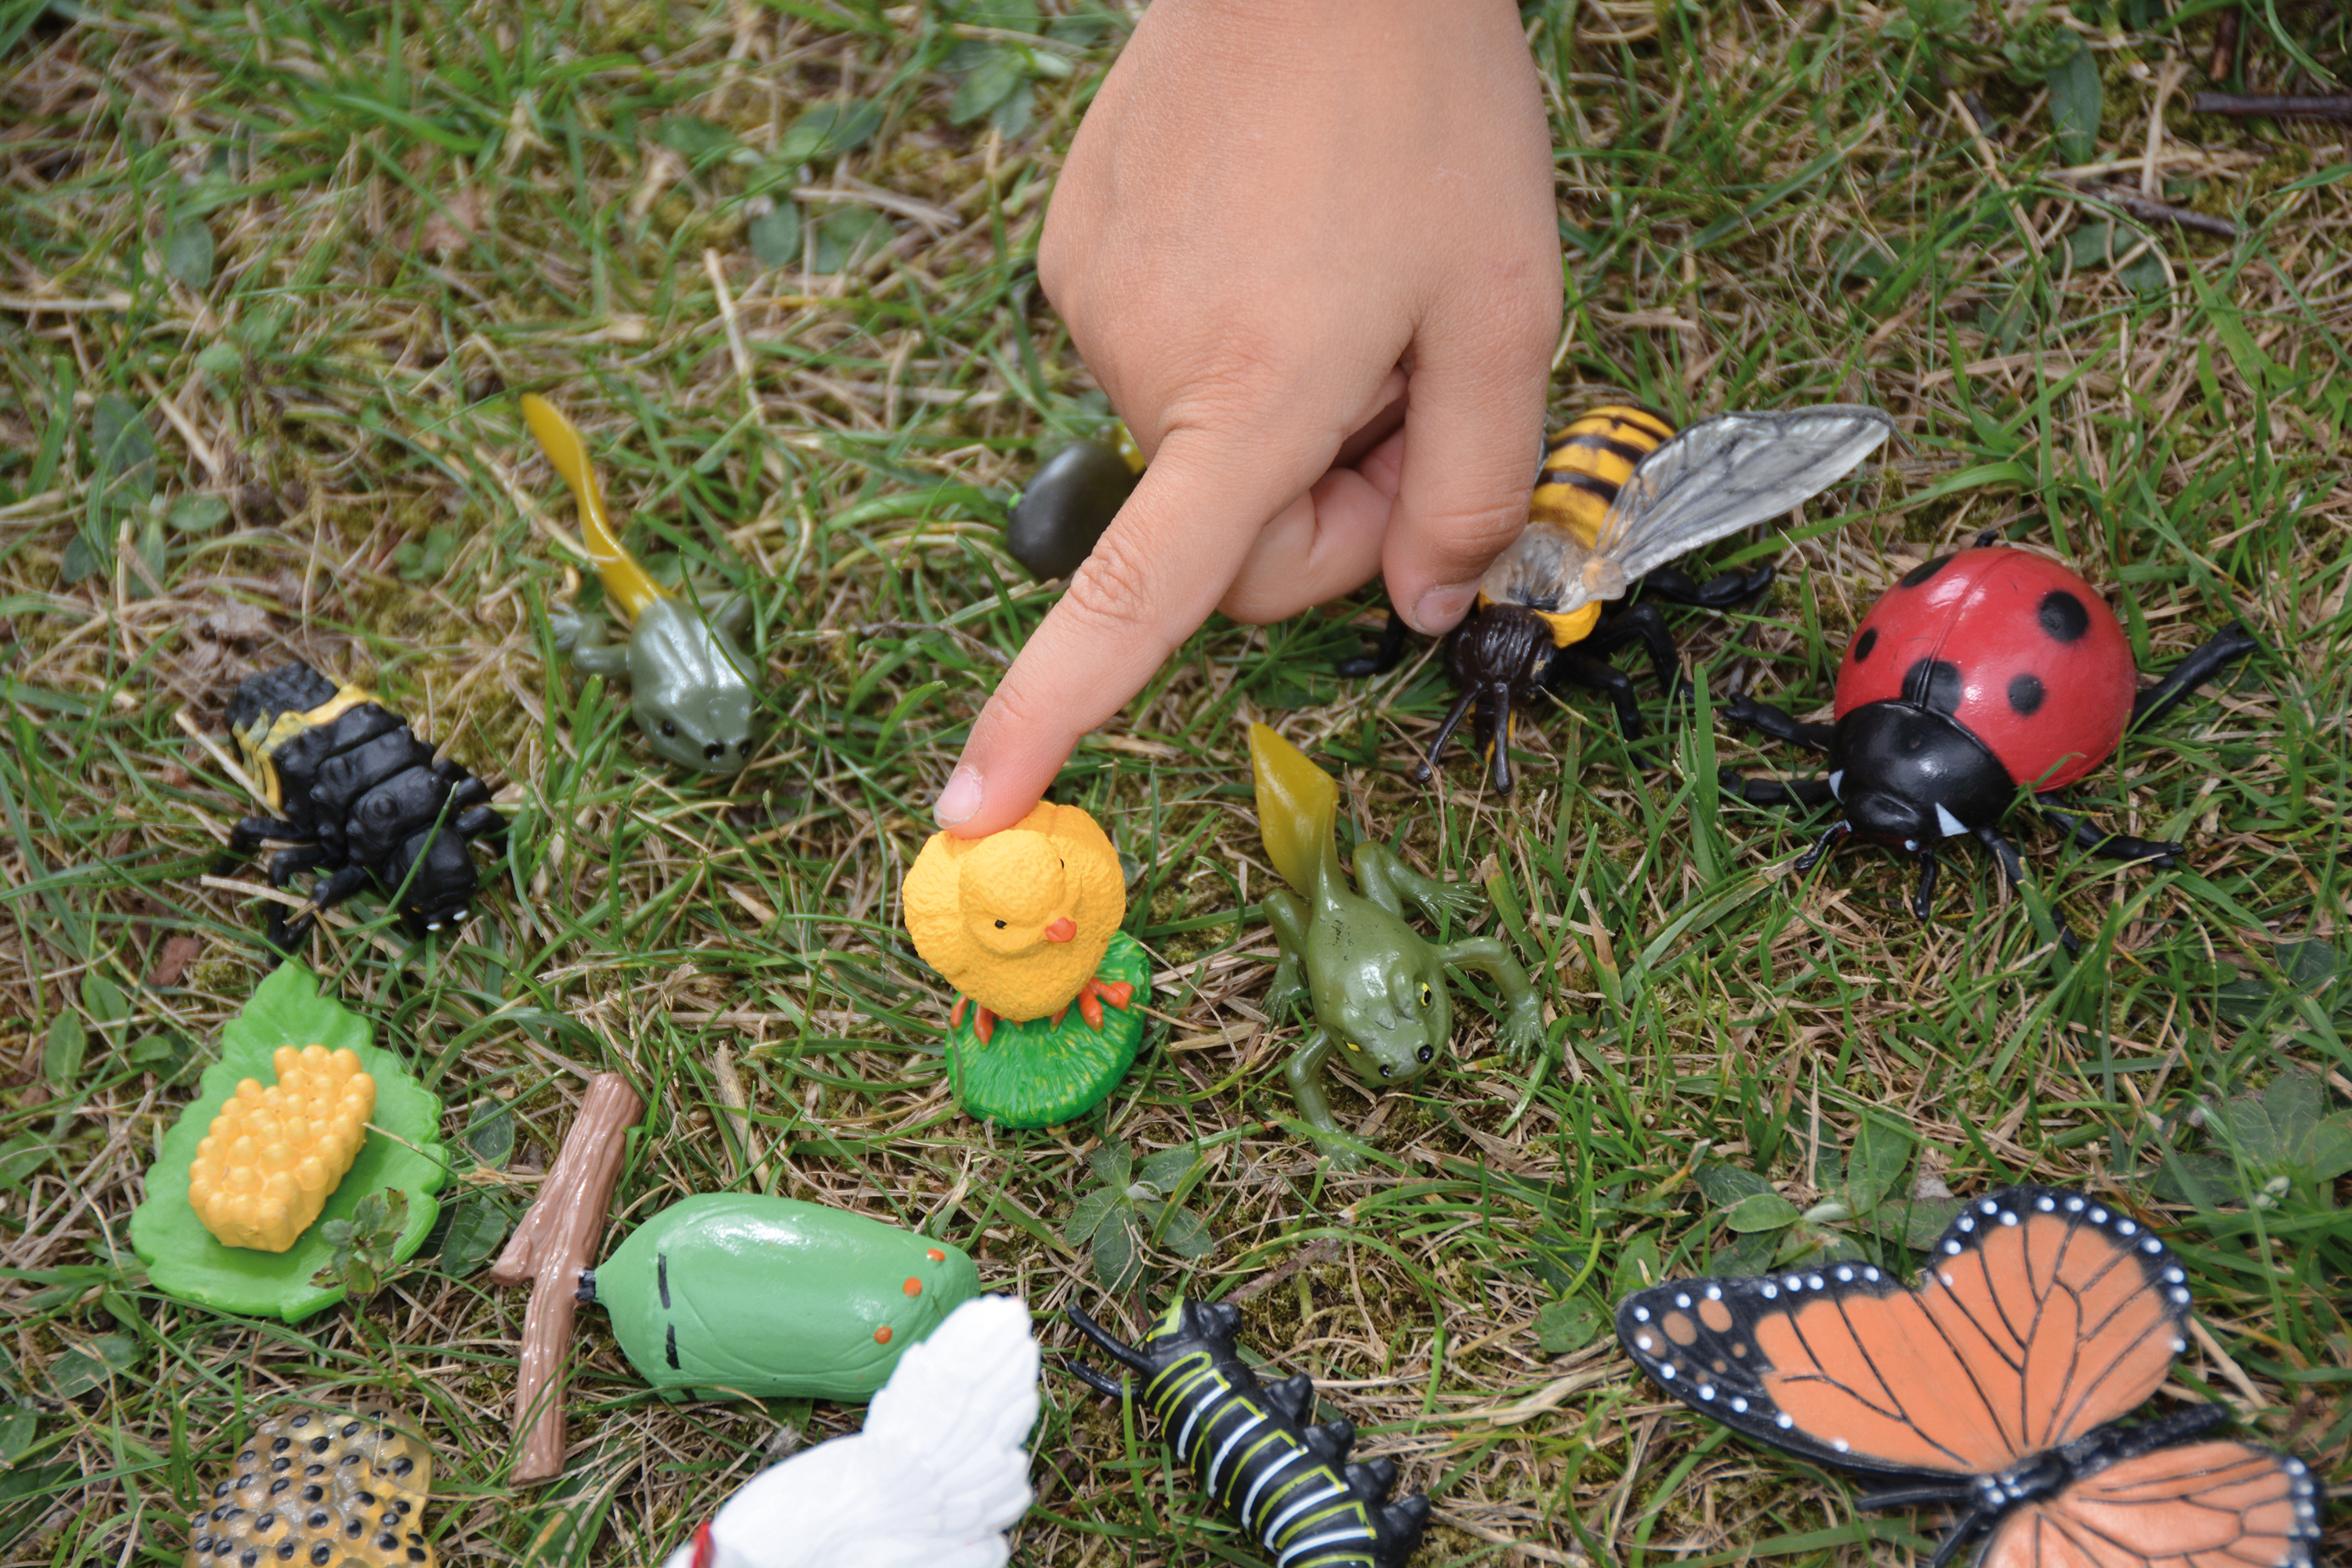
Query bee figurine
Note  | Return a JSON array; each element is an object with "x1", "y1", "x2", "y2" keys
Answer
[
  {"x1": 1068, "y1": 1298, "x2": 1430, "y2": 1568},
  {"x1": 521, "y1": 394, "x2": 761, "y2": 773},
  {"x1": 219, "y1": 662, "x2": 505, "y2": 952},
  {"x1": 1343, "y1": 404, "x2": 1896, "y2": 793}
]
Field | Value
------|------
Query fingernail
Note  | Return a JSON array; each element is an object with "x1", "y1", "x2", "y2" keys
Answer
[
  {"x1": 934, "y1": 766, "x2": 983, "y2": 828},
  {"x1": 1410, "y1": 583, "x2": 1476, "y2": 634}
]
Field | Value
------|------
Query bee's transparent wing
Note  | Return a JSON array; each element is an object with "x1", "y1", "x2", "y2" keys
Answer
[{"x1": 1601, "y1": 406, "x2": 1893, "y2": 580}]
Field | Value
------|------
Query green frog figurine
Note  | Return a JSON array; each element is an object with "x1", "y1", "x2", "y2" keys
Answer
[
  {"x1": 522, "y1": 394, "x2": 760, "y2": 773},
  {"x1": 1248, "y1": 722, "x2": 1544, "y2": 1163}
]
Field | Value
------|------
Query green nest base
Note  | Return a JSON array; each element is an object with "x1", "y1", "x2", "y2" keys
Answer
[
  {"x1": 947, "y1": 931, "x2": 1149, "y2": 1128},
  {"x1": 129, "y1": 963, "x2": 448, "y2": 1323}
]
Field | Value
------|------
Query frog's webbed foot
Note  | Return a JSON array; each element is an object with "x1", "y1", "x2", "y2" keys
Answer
[
  {"x1": 1358, "y1": 842, "x2": 1488, "y2": 930},
  {"x1": 1437, "y1": 935, "x2": 1545, "y2": 1062}
]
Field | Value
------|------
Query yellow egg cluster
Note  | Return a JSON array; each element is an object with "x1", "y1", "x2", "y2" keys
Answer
[
  {"x1": 183, "y1": 1409, "x2": 437, "y2": 1568},
  {"x1": 189, "y1": 1046, "x2": 376, "y2": 1253}
]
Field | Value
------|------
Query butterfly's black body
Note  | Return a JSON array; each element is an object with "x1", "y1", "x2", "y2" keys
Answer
[
  {"x1": 1616, "y1": 1186, "x2": 2321, "y2": 1568},
  {"x1": 1067, "y1": 1299, "x2": 1429, "y2": 1568},
  {"x1": 220, "y1": 662, "x2": 505, "y2": 953}
]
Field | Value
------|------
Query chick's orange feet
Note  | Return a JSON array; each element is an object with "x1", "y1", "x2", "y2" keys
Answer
[{"x1": 1053, "y1": 975, "x2": 1137, "y2": 1030}]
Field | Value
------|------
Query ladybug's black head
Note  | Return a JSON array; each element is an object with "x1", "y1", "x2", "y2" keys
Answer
[
  {"x1": 1831, "y1": 701, "x2": 2016, "y2": 852},
  {"x1": 384, "y1": 825, "x2": 479, "y2": 935},
  {"x1": 1421, "y1": 604, "x2": 1557, "y2": 793}
]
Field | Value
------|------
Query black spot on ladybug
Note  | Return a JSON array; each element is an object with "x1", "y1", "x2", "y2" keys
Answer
[
  {"x1": 2009, "y1": 673, "x2": 2045, "y2": 715},
  {"x1": 1852, "y1": 627, "x2": 1878, "y2": 662},
  {"x1": 1900, "y1": 554, "x2": 1953, "y2": 588},
  {"x1": 2039, "y1": 589, "x2": 2089, "y2": 643},
  {"x1": 1901, "y1": 659, "x2": 1964, "y2": 714}
]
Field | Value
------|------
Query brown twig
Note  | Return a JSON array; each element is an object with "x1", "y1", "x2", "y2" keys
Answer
[
  {"x1": 2187, "y1": 93, "x2": 2352, "y2": 122},
  {"x1": 2067, "y1": 183, "x2": 2241, "y2": 240},
  {"x1": 1225, "y1": 1236, "x2": 1345, "y2": 1305},
  {"x1": 488, "y1": 1073, "x2": 644, "y2": 1484},
  {"x1": 2206, "y1": 9, "x2": 2238, "y2": 83}
]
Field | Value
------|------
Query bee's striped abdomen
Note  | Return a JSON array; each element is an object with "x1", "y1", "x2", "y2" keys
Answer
[
  {"x1": 1069, "y1": 1301, "x2": 1428, "y2": 1568},
  {"x1": 1531, "y1": 405, "x2": 1676, "y2": 547}
]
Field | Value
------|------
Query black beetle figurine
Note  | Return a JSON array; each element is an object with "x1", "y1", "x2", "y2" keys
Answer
[{"x1": 218, "y1": 663, "x2": 505, "y2": 951}]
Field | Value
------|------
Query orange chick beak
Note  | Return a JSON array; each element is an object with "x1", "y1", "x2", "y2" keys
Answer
[{"x1": 1044, "y1": 917, "x2": 1077, "y2": 943}]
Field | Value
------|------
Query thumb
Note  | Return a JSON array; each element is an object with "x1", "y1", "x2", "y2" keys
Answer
[
  {"x1": 1380, "y1": 311, "x2": 1556, "y2": 635},
  {"x1": 935, "y1": 430, "x2": 1310, "y2": 837}
]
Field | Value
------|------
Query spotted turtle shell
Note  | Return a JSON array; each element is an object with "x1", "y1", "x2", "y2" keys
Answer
[{"x1": 1833, "y1": 546, "x2": 2137, "y2": 793}]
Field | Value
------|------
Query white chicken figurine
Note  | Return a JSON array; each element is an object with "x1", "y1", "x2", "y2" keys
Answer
[{"x1": 660, "y1": 1295, "x2": 1040, "y2": 1568}]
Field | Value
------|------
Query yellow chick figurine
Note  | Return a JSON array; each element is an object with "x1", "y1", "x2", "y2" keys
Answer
[{"x1": 902, "y1": 801, "x2": 1132, "y2": 1041}]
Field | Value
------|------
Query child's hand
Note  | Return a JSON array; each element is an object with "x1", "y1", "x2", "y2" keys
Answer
[{"x1": 935, "y1": 0, "x2": 1560, "y2": 834}]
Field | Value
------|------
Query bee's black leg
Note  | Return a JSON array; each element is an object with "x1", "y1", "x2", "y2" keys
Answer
[
  {"x1": 1543, "y1": 649, "x2": 1644, "y2": 738},
  {"x1": 1719, "y1": 768, "x2": 1838, "y2": 809},
  {"x1": 2034, "y1": 800, "x2": 2183, "y2": 866},
  {"x1": 1722, "y1": 693, "x2": 1837, "y2": 753},
  {"x1": 1335, "y1": 610, "x2": 1410, "y2": 678},
  {"x1": 1973, "y1": 822, "x2": 2080, "y2": 953},
  {"x1": 222, "y1": 815, "x2": 306, "y2": 871},
  {"x1": 1636, "y1": 562, "x2": 1775, "y2": 610},
  {"x1": 267, "y1": 844, "x2": 329, "y2": 889},
  {"x1": 2129, "y1": 621, "x2": 2259, "y2": 731},
  {"x1": 1583, "y1": 602, "x2": 1682, "y2": 699},
  {"x1": 452, "y1": 804, "x2": 506, "y2": 843}
]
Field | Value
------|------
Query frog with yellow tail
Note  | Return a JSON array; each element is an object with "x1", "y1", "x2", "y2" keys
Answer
[
  {"x1": 521, "y1": 394, "x2": 760, "y2": 772},
  {"x1": 1250, "y1": 723, "x2": 1544, "y2": 1165}
]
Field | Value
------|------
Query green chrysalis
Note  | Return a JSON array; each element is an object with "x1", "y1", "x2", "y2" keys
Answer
[{"x1": 585, "y1": 1194, "x2": 980, "y2": 1400}]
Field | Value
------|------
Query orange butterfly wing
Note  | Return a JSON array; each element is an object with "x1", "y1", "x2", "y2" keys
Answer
[
  {"x1": 1975, "y1": 1440, "x2": 2320, "y2": 1568},
  {"x1": 1617, "y1": 1188, "x2": 2192, "y2": 1478}
]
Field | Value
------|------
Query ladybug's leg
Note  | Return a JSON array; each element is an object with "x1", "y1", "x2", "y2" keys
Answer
[
  {"x1": 1542, "y1": 648, "x2": 1646, "y2": 737},
  {"x1": 1717, "y1": 769, "x2": 1837, "y2": 809},
  {"x1": 1635, "y1": 562, "x2": 1775, "y2": 610},
  {"x1": 1972, "y1": 823, "x2": 2083, "y2": 954},
  {"x1": 2128, "y1": 621, "x2": 2260, "y2": 731},
  {"x1": 1722, "y1": 693, "x2": 1836, "y2": 753},
  {"x1": 1335, "y1": 610, "x2": 1412, "y2": 679},
  {"x1": 2034, "y1": 802, "x2": 2183, "y2": 866},
  {"x1": 1911, "y1": 847, "x2": 1940, "y2": 919}
]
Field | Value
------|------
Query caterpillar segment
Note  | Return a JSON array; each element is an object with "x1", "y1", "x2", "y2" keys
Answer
[{"x1": 1068, "y1": 1300, "x2": 1429, "y2": 1568}]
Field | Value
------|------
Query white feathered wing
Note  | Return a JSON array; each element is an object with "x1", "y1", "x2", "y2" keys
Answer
[{"x1": 662, "y1": 1295, "x2": 1040, "y2": 1568}]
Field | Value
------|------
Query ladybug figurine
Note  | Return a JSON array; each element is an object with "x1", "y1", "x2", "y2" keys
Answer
[{"x1": 1722, "y1": 532, "x2": 2257, "y2": 948}]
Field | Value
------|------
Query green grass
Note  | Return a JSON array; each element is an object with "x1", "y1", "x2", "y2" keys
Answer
[{"x1": 2, "y1": 0, "x2": 2348, "y2": 1564}]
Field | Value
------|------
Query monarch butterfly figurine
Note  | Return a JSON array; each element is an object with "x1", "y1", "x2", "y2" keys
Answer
[
  {"x1": 1342, "y1": 404, "x2": 1895, "y2": 792},
  {"x1": 1067, "y1": 1298, "x2": 1430, "y2": 1568},
  {"x1": 1616, "y1": 1186, "x2": 2322, "y2": 1568}
]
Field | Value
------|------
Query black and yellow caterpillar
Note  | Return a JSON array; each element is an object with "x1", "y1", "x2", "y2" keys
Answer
[{"x1": 1068, "y1": 1299, "x2": 1428, "y2": 1568}]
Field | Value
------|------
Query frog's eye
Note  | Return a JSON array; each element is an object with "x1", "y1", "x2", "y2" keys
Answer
[
  {"x1": 660, "y1": 719, "x2": 678, "y2": 737},
  {"x1": 1379, "y1": 1064, "x2": 1394, "y2": 1078},
  {"x1": 1417, "y1": 984, "x2": 1434, "y2": 1008},
  {"x1": 1417, "y1": 1046, "x2": 1434, "y2": 1064},
  {"x1": 738, "y1": 739, "x2": 753, "y2": 756}
]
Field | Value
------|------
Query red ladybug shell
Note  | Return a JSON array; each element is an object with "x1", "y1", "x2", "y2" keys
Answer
[{"x1": 1832, "y1": 546, "x2": 2137, "y2": 793}]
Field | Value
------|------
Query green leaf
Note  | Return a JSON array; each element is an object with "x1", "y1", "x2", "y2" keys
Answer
[
  {"x1": 1087, "y1": 1141, "x2": 1133, "y2": 1190},
  {"x1": 950, "y1": 45, "x2": 1027, "y2": 125},
  {"x1": 749, "y1": 202, "x2": 800, "y2": 269},
  {"x1": 463, "y1": 1098, "x2": 514, "y2": 1167},
  {"x1": 1607, "y1": 1230, "x2": 1662, "y2": 1300},
  {"x1": 126, "y1": 962, "x2": 450, "y2": 1323},
  {"x1": 2046, "y1": 42, "x2": 2102, "y2": 165},
  {"x1": 0, "y1": 1134, "x2": 50, "y2": 1191},
  {"x1": 194, "y1": 342, "x2": 242, "y2": 378},
  {"x1": 1091, "y1": 1214, "x2": 1139, "y2": 1291},
  {"x1": 1693, "y1": 1161, "x2": 1777, "y2": 1207},
  {"x1": 1064, "y1": 1183, "x2": 1120, "y2": 1246},
  {"x1": 49, "y1": 1333, "x2": 139, "y2": 1398},
  {"x1": 436, "y1": 1196, "x2": 514, "y2": 1277},
  {"x1": 1710, "y1": 1225, "x2": 1782, "y2": 1277},
  {"x1": 311, "y1": 1188, "x2": 412, "y2": 1299},
  {"x1": 42, "y1": 1013, "x2": 84, "y2": 1085},
  {"x1": 773, "y1": 100, "x2": 881, "y2": 165},
  {"x1": 990, "y1": 80, "x2": 1036, "y2": 140},
  {"x1": 1152, "y1": 1205, "x2": 1214, "y2": 1259},
  {"x1": 656, "y1": 115, "x2": 736, "y2": 164},
  {"x1": 810, "y1": 204, "x2": 887, "y2": 272},
  {"x1": 962, "y1": 0, "x2": 1038, "y2": 29},
  {"x1": 92, "y1": 394, "x2": 158, "y2": 510},
  {"x1": 1134, "y1": 1142, "x2": 1203, "y2": 1193},
  {"x1": 2212, "y1": 1072, "x2": 2352, "y2": 1186},
  {"x1": 1842, "y1": 1116, "x2": 1913, "y2": 1213},
  {"x1": 165, "y1": 216, "x2": 216, "y2": 289},
  {"x1": 1723, "y1": 1189, "x2": 1803, "y2": 1232},
  {"x1": 0, "y1": 1406, "x2": 34, "y2": 1464},
  {"x1": 59, "y1": 530, "x2": 107, "y2": 584},
  {"x1": 1533, "y1": 1298, "x2": 1606, "y2": 1355},
  {"x1": 166, "y1": 493, "x2": 230, "y2": 532}
]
